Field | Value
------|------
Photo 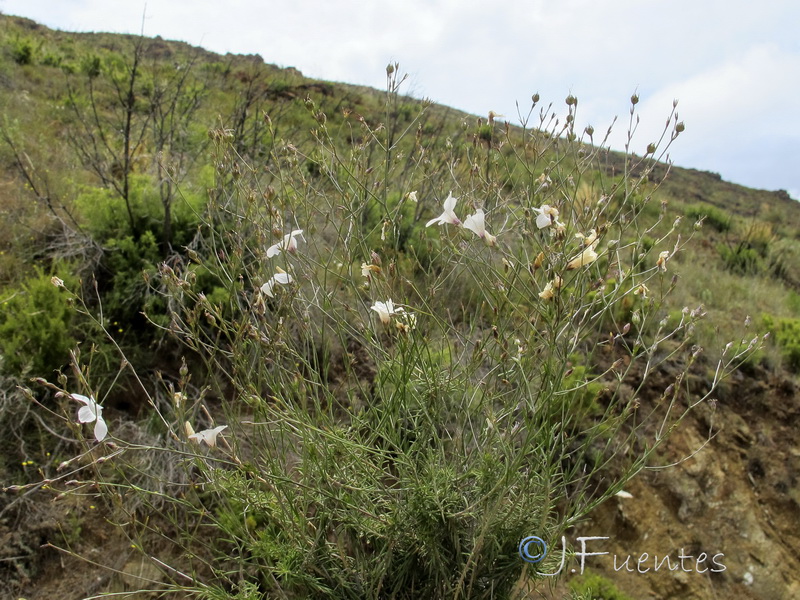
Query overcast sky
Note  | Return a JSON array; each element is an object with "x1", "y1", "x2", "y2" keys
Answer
[{"x1": 3, "y1": 0, "x2": 798, "y2": 199}]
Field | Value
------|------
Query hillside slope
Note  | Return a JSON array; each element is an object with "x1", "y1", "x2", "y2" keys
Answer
[{"x1": 1, "y1": 13, "x2": 799, "y2": 600}]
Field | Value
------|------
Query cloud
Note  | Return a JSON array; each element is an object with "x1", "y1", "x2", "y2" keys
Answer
[
  {"x1": 1, "y1": 0, "x2": 798, "y2": 193},
  {"x1": 632, "y1": 43, "x2": 800, "y2": 191}
]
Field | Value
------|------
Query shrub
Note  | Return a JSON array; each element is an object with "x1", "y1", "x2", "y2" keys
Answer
[
  {"x1": 0, "y1": 267, "x2": 76, "y2": 376},
  {"x1": 767, "y1": 237, "x2": 800, "y2": 285},
  {"x1": 685, "y1": 204, "x2": 730, "y2": 232},
  {"x1": 10, "y1": 37, "x2": 35, "y2": 65},
  {"x1": 27, "y1": 69, "x2": 754, "y2": 599},
  {"x1": 718, "y1": 242, "x2": 762, "y2": 275},
  {"x1": 762, "y1": 313, "x2": 800, "y2": 370},
  {"x1": 569, "y1": 570, "x2": 634, "y2": 600}
]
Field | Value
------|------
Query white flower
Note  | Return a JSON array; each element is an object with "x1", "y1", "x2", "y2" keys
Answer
[
  {"x1": 407, "y1": 191, "x2": 418, "y2": 203},
  {"x1": 72, "y1": 393, "x2": 108, "y2": 442},
  {"x1": 370, "y1": 299, "x2": 404, "y2": 324},
  {"x1": 532, "y1": 205, "x2": 560, "y2": 229},
  {"x1": 463, "y1": 209, "x2": 497, "y2": 246},
  {"x1": 426, "y1": 192, "x2": 461, "y2": 227},
  {"x1": 188, "y1": 425, "x2": 228, "y2": 448},
  {"x1": 566, "y1": 243, "x2": 599, "y2": 270},
  {"x1": 266, "y1": 229, "x2": 304, "y2": 258},
  {"x1": 261, "y1": 269, "x2": 293, "y2": 297}
]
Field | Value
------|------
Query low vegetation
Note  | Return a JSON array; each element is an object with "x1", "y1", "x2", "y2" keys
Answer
[{"x1": 0, "y1": 13, "x2": 795, "y2": 599}]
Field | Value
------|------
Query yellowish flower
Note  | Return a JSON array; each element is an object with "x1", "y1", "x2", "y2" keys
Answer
[
  {"x1": 575, "y1": 229, "x2": 598, "y2": 247},
  {"x1": 361, "y1": 263, "x2": 381, "y2": 278},
  {"x1": 656, "y1": 250, "x2": 670, "y2": 272},
  {"x1": 535, "y1": 173, "x2": 552, "y2": 190},
  {"x1": 538, "y1": 276, "x2": 563, "y2": 300},
  {"x1": 566, "y1": 244, "x2": 599, "y2": 270},
  {"x1": 395, "y1": 312, "x2": 417, "y2": 333}
]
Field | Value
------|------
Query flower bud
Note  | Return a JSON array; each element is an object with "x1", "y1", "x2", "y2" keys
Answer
[
  {"x1": 565, "y1": 94, "x2": 577, "y2": 106},
  {"x1": 532, "y1": 93, "x2": 540, "y2": 103},
  {"x1": 631, "y1": 93, "x2": 639, "y2": 105}
]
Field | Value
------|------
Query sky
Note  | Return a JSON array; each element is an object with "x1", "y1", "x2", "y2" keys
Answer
[{"x1": 2, "y1": 0, "x2": 798, "y2": 199}]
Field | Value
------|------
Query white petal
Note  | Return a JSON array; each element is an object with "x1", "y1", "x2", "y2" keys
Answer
[
  {"x1": 260, "y1": 272, "x2": 293, "y2": 297},
  {"x1": 536, "y1": 213, "x2": 551, "y2": 229},
  {"x1": 190, "y1": 425, "x2": 228, "y2": 447},
  {"x1": 78, "y1": 404, "x2": 97, "y2": 424},
  {"x1": 71, "y1": 393, "x2": 92, "y2": 406},
  {"x1": 267, "y1": 230, "x2": 303, "y2": 258},
  {"x1": 463, "y1": 210, "x2": 485, "y2": 236},
  {"x1": 93, "y1": 417, "x2": 108, "y2": 442},
  {"x1": 426, "y1": 214, "x2": 446, "y2": 227},
  {"x1": 261, "y1": 279, "x2": 276, "y2": 297},
  {"x1": 443, "y1": 193, "x2": 458, "y2": 213}
]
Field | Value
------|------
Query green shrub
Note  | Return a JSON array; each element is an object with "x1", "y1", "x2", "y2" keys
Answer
[
  {"x1": 762, "y1": 313, "x2": 800, "y2": 370},
  {"x1": 685, "y1": 204, "x2": 730, "y2": 232},
  {"x1": 0, "y1": 267, "x2": 76, "y2": 376},
  {"x1": 10, "y1": 37, "x2": 35, "y2": 65},
  {"x1": 569, "y1": 570, "x2": 634, "y2": 600},
  {"x1": 718, "y1": 243, "x2": 762, "y2": 275},
  {"x1": 768, "y1": 238, "x2": 800, "y2": 285},
  {"x1": 99, "y1": 230, "x2": 164, "y2": 331}
]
